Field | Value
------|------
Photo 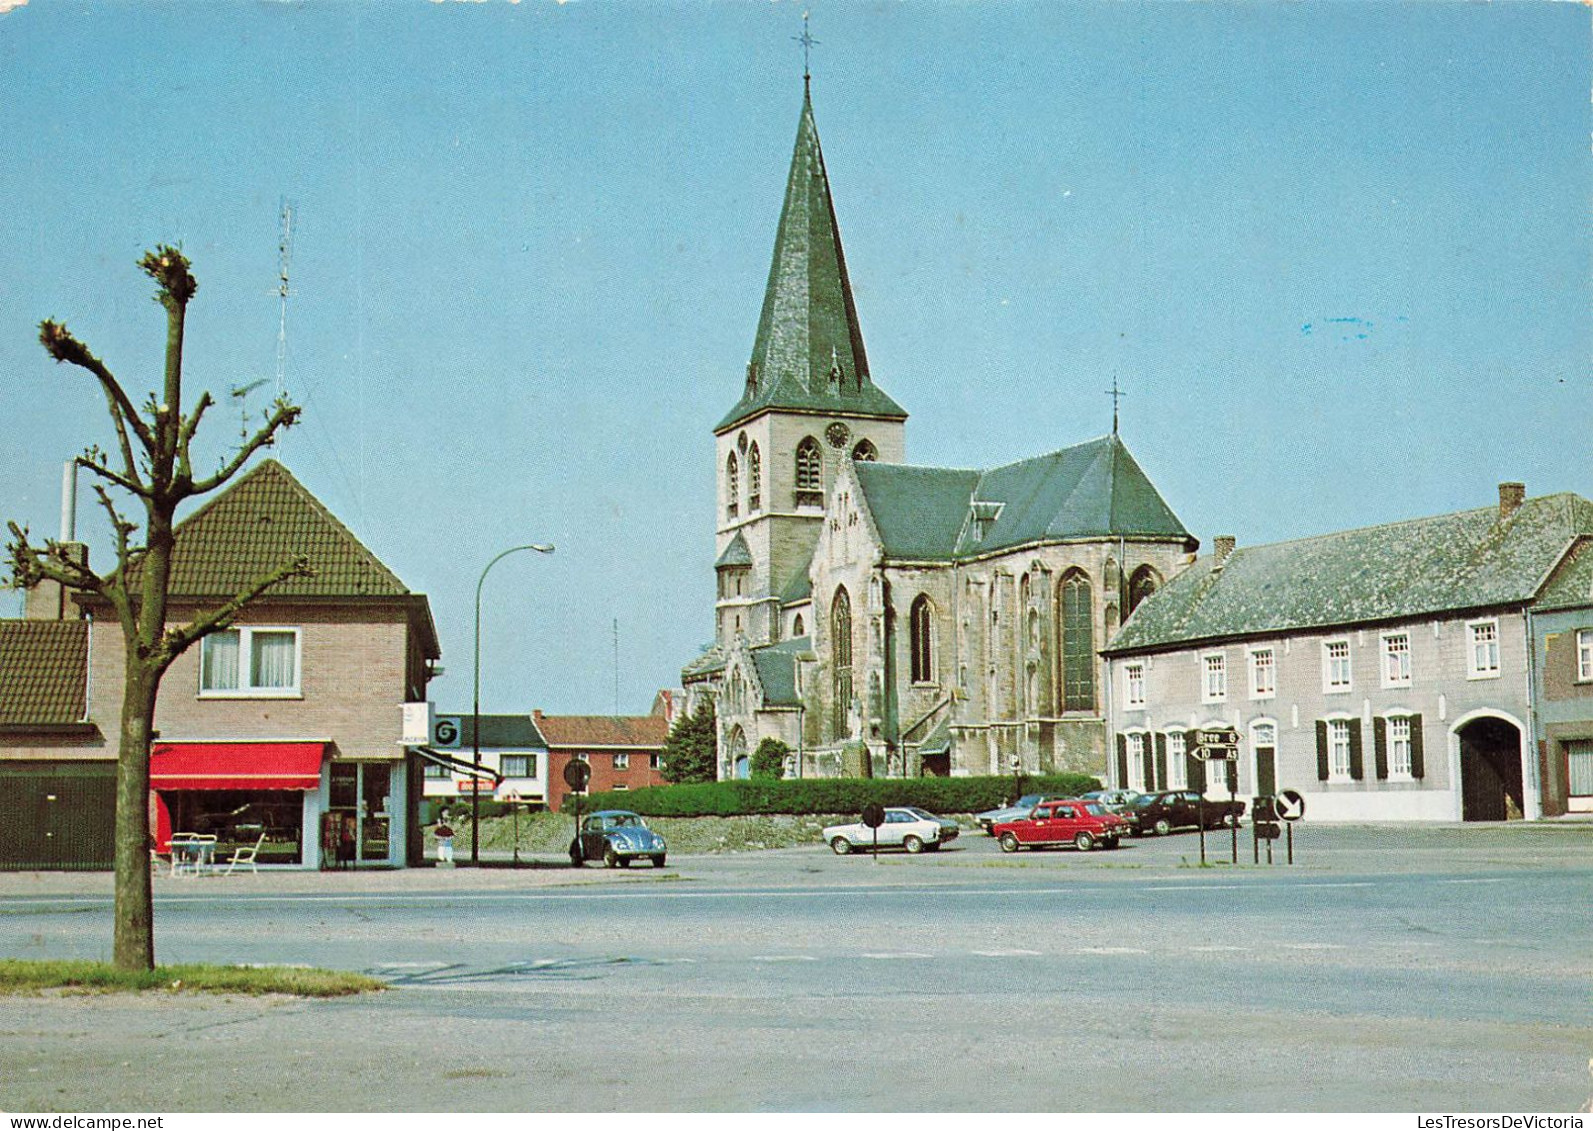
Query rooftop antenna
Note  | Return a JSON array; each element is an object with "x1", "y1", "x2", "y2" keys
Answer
[
  {"x1": 1106, "y1": 374, "x2": 1126, "y2": 435},
  {"x1": 274, "y1": 198, "x2": 295, "y2": 456},
  {"x1": 230, "y1": 378, "x2": 269, "y2": 442},
  {"x1": 793, "y1": 12, "x2": 819, "y2": 93}
]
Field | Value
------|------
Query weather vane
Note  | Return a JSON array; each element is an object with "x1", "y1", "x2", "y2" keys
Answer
[
  {"x1": 793, "y1": 13, "x2": 819, "y2": 88},
  {"x1": 1106, "y1": 375, "x2": 1126, "y2": 435}
]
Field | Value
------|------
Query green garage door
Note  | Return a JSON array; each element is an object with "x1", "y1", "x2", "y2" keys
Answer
[{"x1": 0, "y1": 762, "x2": 116, "y2": 870}]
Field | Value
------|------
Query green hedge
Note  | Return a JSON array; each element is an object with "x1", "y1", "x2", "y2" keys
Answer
[{"x1": 582, "y1": 774, "x2": 1100, "y2": 818}]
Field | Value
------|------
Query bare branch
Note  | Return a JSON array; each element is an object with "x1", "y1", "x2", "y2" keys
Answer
[
  {"x1": 175, "y1": 390, "x2": 214, "y2": 485},
  {"x1": 138, "y1": 246, "x2": 197, "y2": 310},
  {"x1": 4, "y1": 522, "x2": 105, "y2": 595},
  {"x1": 38, "y1": 320, "x2": 155, "y2": 458},
  {"x1": 77, "y1": 451, "x2": 148, "y2": 499},
  {"x1": 187, "y1": 394, "x2": 301, "y2": 497},
  {"x1": 158, "y1": 554, "x2": 313, "y2": 667}
]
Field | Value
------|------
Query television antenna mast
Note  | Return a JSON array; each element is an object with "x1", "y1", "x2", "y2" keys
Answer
[
  {"x1": 273, "y1": 199, "x2": 295, "y2": 456},
  {"x1": 229, "y1": 378, "x2": 269, "y2": 442}
]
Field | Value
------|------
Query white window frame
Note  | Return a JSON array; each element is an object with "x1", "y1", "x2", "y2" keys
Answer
[
  {"x1": 1577, "y1": 629, "x2": 1593, "y2": 683},
  {"x1": 1165, "y1": 730, "x2": 1187, "y2": 789},
  {"x1": 1327, "y1": 717, "x2": 1354, "y2": 782},
  {"x1": 1568, "y1": 739, "x2": 1593, "y2": 798},
  {"x1": 500, "y1": 753, "x2": 536, "y2": 778},
  {"x1": 613, "y1": 753, "x2": 630, "y2": 770},
  {"x1": 1466, "y1": 619, "x2": 1500, "y2": 680},
  {"x1": 1248, "y1": 646, "x2": 1275, "y2": 700},
  {"x1": 1381, "y1": 631, "x2": 1412, "y2": 688},
  {"x1": 1201, "y1": 652, "x2": 1227, "y2": 704},
  {"x1": 1386, "y1": 714, "x2": 1414, "y2": 781},
  {"x1": 1322, "y1": 638, "x2": 1352, "y2": 694},
  {"x1": 1125, "y1": 732, "x2": 1148, "y2": 792},
  {"x1": 198, "y1": 626, "x2": 302, "y2": 698},
  {"x1": 1124, "y1": 662, "x2": 1146, "y2": 709}
]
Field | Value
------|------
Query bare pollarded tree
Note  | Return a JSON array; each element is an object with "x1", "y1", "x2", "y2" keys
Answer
[{"x1": 6, "y1": 247, "x2": 309, "y2": 970}]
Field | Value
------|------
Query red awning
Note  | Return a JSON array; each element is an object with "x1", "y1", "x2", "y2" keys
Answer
[{"x1": 150, "y1": 742, "x2": 326, "y2": 791}]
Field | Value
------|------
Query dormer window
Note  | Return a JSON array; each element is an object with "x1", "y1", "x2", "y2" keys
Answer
[{"x1": 968, "y1": 500, "x2": 1002, "y2": 542}]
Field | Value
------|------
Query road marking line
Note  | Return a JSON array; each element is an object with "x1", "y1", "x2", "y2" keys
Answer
[
  {"x1": 1438, "y1": 878, "x2": 1506, "y2": 885},
  {"x1": 972, "y1": 949, "x2": 1042, "y2": 957},
  {"x1": 1283, "y1": 943, "x2": 1346, "y2": 950},
  {"x1": 861, "y1": 952, "x2": 932, "y2": 959},
  {"x1": 1078, "y1": 946, "x2": 1148, "y2": 955},
  {"x1": 1145, "y1": 885, "x2": 1245, "y2": 892},
  {"x1": 751, "y1": 955, "x2": 818, "y2": 962},
  {"x1": 1187, "y1": 945, "x2": 1250, "y2": 952}
]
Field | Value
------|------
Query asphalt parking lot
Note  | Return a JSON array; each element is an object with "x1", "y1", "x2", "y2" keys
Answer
[{"x1": 1, "y1": 821, "x2": 1589, "y2": 1112}]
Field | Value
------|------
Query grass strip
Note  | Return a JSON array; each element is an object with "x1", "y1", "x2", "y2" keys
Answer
[{"x1": 0, "y1": 958, "x2": 384, "y2": 997}]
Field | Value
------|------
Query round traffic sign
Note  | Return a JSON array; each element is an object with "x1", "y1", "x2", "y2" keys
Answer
[
  {"x1": 562, "y1": 759, "x2": 592, "y2": 791},
  {"x1": 1277, "y1": 788, "x2": 1306, "y2": 822},
  {"x1": 860, "y1": 803, "x2": 886, "y2": 829}
]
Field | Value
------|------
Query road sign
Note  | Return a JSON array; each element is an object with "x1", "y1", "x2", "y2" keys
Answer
[
  {"x1": 563, "y1": 759, "x2": 591, "y2": 792},
  {"x1": 860, "y1": 803, "x2": 886, "y2": 829},
  {"x1": 1277, "y1": 789, "x2": 1306, "y2": 822},
  {"x1": 1195, "y1": 727, "x2": 1239, "y2": 748},
  {"x1": 1193, "y1": 747, "x2": 1236, "y2": 762},
  {"x1": 434, "y1": 716, "x2": 461, "y2": 749},
  {"x1": 1254, "y1": 821, "x2": 1282, "y2": 841}
]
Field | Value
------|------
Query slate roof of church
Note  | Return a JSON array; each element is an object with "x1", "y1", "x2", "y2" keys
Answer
[
  {"x1": 1106, "y1": 493, "x2": 1593, "y2": 655},
  {"x1": 853, "y1": 434, "x2": 1193, "y2": 563},
  {"x1": 715, "y1": 532, "x2": 753, "y2": 569},
  {"x1": 749, "y1": 636, "x2": 810, "y2": 708},
  {"x1": 716, "y1": 92, "x2": 907, "y2": 434},
  {"x1": 0, "y1": 620, "x2": 88, "y2": 726},
  {"x1": 127, "y1": 459, "x2": 410, "y2": 600}
]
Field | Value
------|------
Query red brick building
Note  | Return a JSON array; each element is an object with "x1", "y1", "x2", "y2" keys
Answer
[{"x1": 533, "y1": 708, "x2": 670, "y2": 812}]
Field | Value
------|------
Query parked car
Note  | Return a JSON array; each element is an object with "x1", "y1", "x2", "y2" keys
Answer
[
  {"x1": 975, "y1": 793, "x2": 1056, "y2": 834},
  {"x1": 569, "y1": 810, "x2": 667, "y2": 867},
  {"x1": 1081, "y1": 788, "x2": 1142, "y2": 814},
  {"x1": 1127, "y1": 790, "x2": 1245, "y2": 836},
  {"x1": 823, "y1": 807, "x2": 960, "y2": 854},
  {"x1": 991, "y1": 798, "x2": 1131, "y2": 853}
]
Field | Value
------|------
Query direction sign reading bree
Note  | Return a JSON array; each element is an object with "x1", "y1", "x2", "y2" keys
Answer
[
  {"x1": 563, "y1": 759, "x2": 591, "y2": 792},
  {"x1": 1196, "y1": 728, "x2": 1240, "y2": 748}
]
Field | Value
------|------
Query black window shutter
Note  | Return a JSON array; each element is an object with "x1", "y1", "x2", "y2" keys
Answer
[
  {"x1": 1116, "y1": 733, "x2": 1129, "y2": 788},
  {"x1": 1316, "y1": 719, "x2": 1330, "y2": 781},
  {"x1": 1409, "y1": 714, "x2": 1425, "y2": 779},
  {"x1": 1373, "y1": 716, "x2": 1389, "y2": 781},
  {"x1": 1348, "y1": 719, "x2": 1365, "y2": 780},
  {"x1": 1153, "y1": 733, "x2": 1168, "y2": 791}
]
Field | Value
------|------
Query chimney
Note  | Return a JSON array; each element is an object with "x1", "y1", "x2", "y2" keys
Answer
[
  {"x1": 23, "y1": 461, "x2": 87, "y2": 620},
  {"x1": 1499, "y1": 482, "x2": 1525, "y2": 521},
  {"x1": 1213, "y1": 535, "x2": 1236, "y2": 565}
]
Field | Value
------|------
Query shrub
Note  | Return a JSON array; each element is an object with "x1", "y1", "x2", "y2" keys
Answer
[
  {"x1": 583, "y1": 773, "x2": 1101, "y2": 818},
  {"x1": 750, "y1": 737, "x2": 790, "y2": 780}
]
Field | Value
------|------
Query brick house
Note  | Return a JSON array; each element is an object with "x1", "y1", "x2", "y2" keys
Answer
[
  {"x1": 1103, "y1": 484, "x2": 1593, "y2": 822},
  {"x1": 532, "y1": 708, "x2": 670, "y2": 812},
  {"x1": 0, "y1": 459, "x2": 441, "y2": 869}
]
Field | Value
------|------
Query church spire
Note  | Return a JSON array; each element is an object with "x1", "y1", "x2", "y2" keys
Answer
[{"x1": 717, "y1": 87, "x2": 906, "y2": 433}]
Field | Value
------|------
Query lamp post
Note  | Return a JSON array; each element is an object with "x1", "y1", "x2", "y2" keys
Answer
[{"x1": 472, "y1": 542, "x2": 554, "y2": 865}]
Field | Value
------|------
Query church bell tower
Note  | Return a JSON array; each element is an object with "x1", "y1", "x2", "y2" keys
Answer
[{"x1": 712, "y1": 84, "x2": 908, "y2": 649}]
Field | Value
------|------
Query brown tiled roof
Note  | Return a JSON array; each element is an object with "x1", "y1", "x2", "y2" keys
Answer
[
  {"x1": 131, "y1": 459, "x2": 410, "y2": 599},
  {"x1": 0, "y1": 620, "x2": 88, "y2": 725},
  {"x1": 531, "y1": 711, "x2": 668, "y2": 749}
]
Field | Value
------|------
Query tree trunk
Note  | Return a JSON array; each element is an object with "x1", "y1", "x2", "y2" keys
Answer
[{"x1": 112, "y1": 657, "x2": 158, "y2": 971}]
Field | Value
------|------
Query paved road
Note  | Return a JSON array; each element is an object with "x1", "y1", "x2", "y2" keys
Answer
[{"x1": 1, "y1": 824, "x2": 1589, "y2": 1111}]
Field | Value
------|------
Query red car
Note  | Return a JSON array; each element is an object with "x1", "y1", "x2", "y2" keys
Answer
[{"x1": 992, "y1": 799, "x2": 1131, "y2": 853}]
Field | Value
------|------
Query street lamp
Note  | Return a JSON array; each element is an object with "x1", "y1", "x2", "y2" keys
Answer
[{"x1": 472, "y1": 542, "x2": 554, "y2": 865}]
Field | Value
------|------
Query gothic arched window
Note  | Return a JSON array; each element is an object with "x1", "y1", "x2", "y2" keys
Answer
[
  {"x1": 795, "y1": 437, "x2": 823, "y2": 507},
  {"x1": 1127, "y1": 564, "x2": 1162, "y2": 616},
  {"x1": 748, "y1": 443, "x2": 762, "y2": 511},
  {"x1": 910, "y1": 594, "x2": 933, "y2": 683},
  {"x1": 792, "y1": 613, "x2": 805, "y2": 638},
  {"x1": 725, "y1": 452, "x2": 739, "y2": 520},
  {"x1": 852, "y1": 439, "x2": 877, "y2": 462},
  {"x1": 1059, "y1": 571, "x2": 1095, "y2": 712},
  {"x1": 831, "y1": 586, "x2": 853, "y2": 739}
]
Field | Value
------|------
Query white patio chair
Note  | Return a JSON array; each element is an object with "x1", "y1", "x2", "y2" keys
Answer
[{"x1": 221, "y1": 833, "x2": 265, "y2": 875}]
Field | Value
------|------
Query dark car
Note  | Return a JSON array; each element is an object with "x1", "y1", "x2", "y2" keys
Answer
[
  {"x1": 1128, "y1": 790, "x2": 1245, "y2": 836},
  {"x1": 569, "y1": 810, "x2": 667, "y2": 868}
]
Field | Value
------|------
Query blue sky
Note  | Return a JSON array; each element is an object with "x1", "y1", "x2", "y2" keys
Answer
[{"x1": 1, "y1": 1, "x2": 1587, "y2": 717}]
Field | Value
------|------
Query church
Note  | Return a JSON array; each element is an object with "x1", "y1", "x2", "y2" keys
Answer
[{"x1": 681, "y1": 83, "x2": 1197, "y2": 781}]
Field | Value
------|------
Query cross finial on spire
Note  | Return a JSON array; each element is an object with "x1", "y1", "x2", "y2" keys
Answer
[
  {"x1": 1106, "y1": 375, "x2": 1126, "y2": 435},
  {"x1": 794, "y1": 13, "x2": 819, "y2": 92}
]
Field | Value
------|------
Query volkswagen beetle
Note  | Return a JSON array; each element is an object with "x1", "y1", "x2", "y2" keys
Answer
[{"x1": 569, "y1": 810, "x2": 667, "y2": 868}]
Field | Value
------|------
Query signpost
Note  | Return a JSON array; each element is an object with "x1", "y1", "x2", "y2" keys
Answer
[
  {"x1": 861, "y1": 802, "x2": 886, "y2": 862},
  {"x1": 1276, "y1": 788, "x2": 1306, "y2": 864},
  {"x1": 564, "y1": 759, "x2": 591, "y2": 868},
  {"x1": 1192, "y1": 728, "x2": 1240, "y2": 865}
]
